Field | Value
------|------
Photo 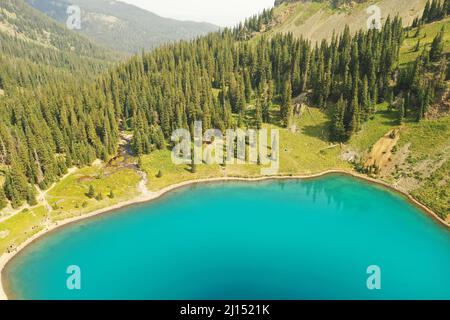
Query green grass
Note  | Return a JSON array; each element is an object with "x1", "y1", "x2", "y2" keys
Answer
[
  {"x1": 348, "y1": 103, "x2": 398, "y2": 152},
  {"x1": 278, "y1": 108, "x2": 351, "y2": 174},
  {"x1": 47, "y1": 165, "x2": 141, "y2": 221},
  {"x1": 411, "y1": 160, "x2": 450, "y2": 220},
  {"x1": 0, "y1": 206, "x2": 48, "y2": 254},
  {"x1": 268, "y1": 1, "x2": 328, "y2": 37},
  {"x1": 293, "y1": 2, "x2": 327, "y2": 27},
  {"x1": 399, "y1": 116, "x2": 450, "y2": 163},
  {"x1": 400, "y1": 18, "x2": 450, "y2": 66},
  {"x1": 141, "y1": 149, "x2": 223, "y2": 191}
]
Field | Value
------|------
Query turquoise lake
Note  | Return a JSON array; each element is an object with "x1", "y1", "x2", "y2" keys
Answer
[{"x1": 4, "y1": 175, "x2": 450, "y2": 300}]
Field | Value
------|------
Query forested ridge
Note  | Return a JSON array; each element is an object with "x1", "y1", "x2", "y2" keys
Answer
[
  {"x1": 0, "y1": 0, "x2": 448, "y2": 212},
  {"x1": 25, "y1": 0, "x2": 219, "y2": 54},
  {"x1": 0, "y1": 0, "x2": 117, "y2": 91},
  {"x1": 0, "y1": 0, "x2": 119, "y2": 208}
]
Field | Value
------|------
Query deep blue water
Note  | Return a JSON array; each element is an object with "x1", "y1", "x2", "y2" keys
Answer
[{"x1": 5, "y1": 175, "x2": 450, "y2": 300}]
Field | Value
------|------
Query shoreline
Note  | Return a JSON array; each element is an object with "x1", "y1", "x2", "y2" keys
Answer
[{"x1": 0, "y1": 169, "x2": 448, "y2": 300}]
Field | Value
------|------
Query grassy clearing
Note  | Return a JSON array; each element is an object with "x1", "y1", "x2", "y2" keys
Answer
[
  {"x1": 47, "y1": 165, "x2": 141, "y2": 221},
  {"x1": 0, "y1": 206, "x2": 48, "y2": 254},
  {"x1": 411, "y1": 160, "x2": 450, "y2": 220},
  {"x1": 348, "y1": 103, "x2": 398, "y2": 152},
  {"x1": 141, "y1": 150, "x2": 223, "y2": 191},
  {"x1": 292, "y1": 2, "x2": 327, "y2": 27},
  {"x1": 356, "y1": 106, "x2": 450, "y2": 220},
  {"x1": 399, "y1": 116, "x2": 450, "y2": 161},
  {"x1": 266, "y1": 1, "x2": 329, "y2": 39},
  {"x1": 341, "y1": 97, "x2": 449, "y2": 220},
  {"x1": 278, "y1": 108, "x2": 350, "y2": 174},
  {"x1": 140, "y1": 106, "x2": 351, "y2": 192},
  {"x1": 400, "y1": 18, "x2": 450, "y2": 66}
]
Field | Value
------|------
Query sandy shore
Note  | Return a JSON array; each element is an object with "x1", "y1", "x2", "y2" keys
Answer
[{"x1": 1, "y1": 170, "x2": 448, "y2": 300}]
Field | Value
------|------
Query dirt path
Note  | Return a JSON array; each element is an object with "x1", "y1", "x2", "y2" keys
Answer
[
  {"x1": 365, "y1": 129, "x2": 400, "y2": 172},
  {"x1": 0, "y1": 168, "x2": 77, "y2": 224}
]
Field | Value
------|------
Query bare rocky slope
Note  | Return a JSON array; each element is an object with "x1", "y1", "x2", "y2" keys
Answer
[{"x1": 268, "y1": 0, "x2": 428, "y2": 42}]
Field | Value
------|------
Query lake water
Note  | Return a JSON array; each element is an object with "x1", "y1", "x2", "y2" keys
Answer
[{"x1": 4, "y1": 175, "x2": 450, "y2": 299}]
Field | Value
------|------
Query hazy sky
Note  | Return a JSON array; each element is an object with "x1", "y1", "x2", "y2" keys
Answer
[{"x1": 120, "y1": 0, "x2": 275, "y2": 27}]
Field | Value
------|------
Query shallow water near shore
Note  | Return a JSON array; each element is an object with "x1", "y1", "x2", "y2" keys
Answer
[{"x1": 4, "y1": 175, "x2": 450, "y2": 300}]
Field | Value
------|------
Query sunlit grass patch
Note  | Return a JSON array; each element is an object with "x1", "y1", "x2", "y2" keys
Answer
[
  {"x1": 0, "y1": 206, "x2": 48, "y2": 254},
  {"x1": 412, "y1": 160, "x2": 450, "y2": 219},
  {"x1": 47, "y1": 165, "x2": 141, "y2": 221},
  {"x1": 400, "y1": 18, "x2": 450, "y2": 66},
  {"x1": 349, "y1": 103, "x2": 398, "y2": 152}
]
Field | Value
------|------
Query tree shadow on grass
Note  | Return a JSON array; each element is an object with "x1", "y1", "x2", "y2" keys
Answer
[
  {"x1": 377, "y1": 110, "x2": 398, "y2": 126},
  {"x1": 301, "y1": 121, "x2": 332, "y2": 143}
]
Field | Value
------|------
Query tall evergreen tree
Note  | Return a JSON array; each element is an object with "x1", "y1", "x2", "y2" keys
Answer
[
  {"x1": 429, "y1": 26, "x2": 445, "y2": 61},
  {"x1": 397, "y1": 98, "x2": 405, "y2": 125},
  {"x1": 331, "y1": 96, "x2": 347, "y2": 142},
  {"x1": 0, "y1": 187, "x2": 7, "y2": 210},
  {"x1": 281, "y1": 80, "x2": 293, "y2": 128},
  {"x1": 255, "y1": 97, "x2": 263, "y2": 130}
]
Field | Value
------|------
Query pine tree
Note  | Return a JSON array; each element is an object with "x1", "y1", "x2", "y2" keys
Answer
[
  {"x1": 191, "y1": 162, "x2": 197, "y2": 174},
  {"x1": 387, "y1": 89, "x2": 395, "y2": 112},
  {"x1": 429, "y1": 26, "x2": 445, "y2": 61},
  {"x1": 422, "y1": 1, "x2": 431, "y2": 22},
  {"x1": 415, "y1": 23, "x2": 422, "y2": 38},
  {"x1": 87, "y1": 185, "x2": 95, "y2": 198},
  {"x1": 417, "y1": 90, "x2": 425, "y2": 122},
  {"x1": 26, "y1": 186, "x2": 37, "y2": 206},
  {"x1": 349, "y1": 90, "x2": 361, "y2": 134},
  {"x1": 280, "y1": 80, "x2": 293, "y2": 128},
  {"x1": 414, "y1": 39, "x2": 421, "y2": 52},
  {"x1": 255, "y1": 97, "x2": 263, "y2": 129},
  {"x1": 4, "y1": 165, "x2": 29, "y2": 208},
  {"x1": 331, "y1": 96, "x2": 347, "y2": 142},
  {"x1": 0, "y1": 187, "x2": 7, "y2": 210},
  {"x1": 262, "y1": 81, "x2": 273, "y2": 123},
  {"x1": 397, "y1": 99, "x2": 405, "y2": 125},
  {"x1": 244, "y1": 70, "x2": 253, "y2": 103},
  {"x1": 361, "y1": 76, "x2": 370, "y2": 120}
]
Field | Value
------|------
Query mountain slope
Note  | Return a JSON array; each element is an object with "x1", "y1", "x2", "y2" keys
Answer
[
  {"x1": 266, "y1": 0, "x2": 429, "y2": 42},
  {"x1": 26, "y1": 0, "x2": 219, "y2": 54},
  {"x1": 0, "y1": 0, "x2": 115, "y2": 61},
  {"x1": 0, "y1": 0, "x2": 117, "y2": 90}
]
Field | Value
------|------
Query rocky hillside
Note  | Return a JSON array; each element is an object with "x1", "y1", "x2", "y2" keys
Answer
[
  {"x1": 268, "y1": 0, "x2": 429, "y2": 42},
  {"x1": 26, "y1": 0, "x2": 219, "y2": 54}
]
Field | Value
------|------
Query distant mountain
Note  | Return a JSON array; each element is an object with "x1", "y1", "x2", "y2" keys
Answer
[
  {"x1": 26, "y1": 0, "x2": 219, "y2": 54},
  {"x1": 0, "y1": 0, "x2": 116, "y2": 91}
]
